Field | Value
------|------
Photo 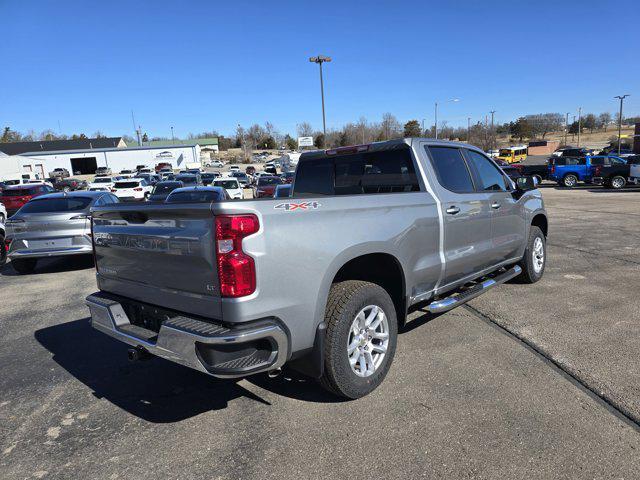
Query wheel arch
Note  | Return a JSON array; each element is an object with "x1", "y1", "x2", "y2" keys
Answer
[
  {"x1": 315, "y1": 246, "x2": 408, "y2": 331},
  {"x1": 531, "y1": 213, "x2": 548, "y2": 238}
]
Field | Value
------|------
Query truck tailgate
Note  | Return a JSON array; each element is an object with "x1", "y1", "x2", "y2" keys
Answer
[{"x1": 91, "y1": 203, "x2": 222, "y2": 319}]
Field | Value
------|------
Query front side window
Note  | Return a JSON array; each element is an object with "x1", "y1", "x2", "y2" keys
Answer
[
  {"x1": 427, "y1": 147, "x2": 475, "y2": 193},
  {"x1": 465, "y1": 150, "x2": 508, "y2": 191}
]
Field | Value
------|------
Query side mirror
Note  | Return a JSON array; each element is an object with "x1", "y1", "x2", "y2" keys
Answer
[{"x1": 516, "y1": 176, "x2": 536, "y2": 192}]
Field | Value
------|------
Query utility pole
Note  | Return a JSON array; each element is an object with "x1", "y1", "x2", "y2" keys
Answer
[
  {"x1": 577, "y1": 107, "x2": 582, "y2": 147},
  {"x1": 467, "y1": 117, "x2": 471, "y2": 143},
  {"x1": 421, "y1": 118, "x2": 426, "y2": 136},
  {"x1": 131, "y1": 111, "x2": 142, "y2": 146},
  {"x1": 171, "y1": 126, "x2": 175, "y2": 143},
  {"x1": 614, "y1": 95, "x2": 630, "y2": 155},
  {"x1": 564, "y1": 112, "x2": 569, "y2": 146},
  {"x1": 434, "y1": 102, "x2": 438, "y2": 139},
  {"x1": 489, "y1": 110, "x2": 496, "y2": 149},
  {"x1": 309, "y1": 56, "x2": 331, "y2": 138}
]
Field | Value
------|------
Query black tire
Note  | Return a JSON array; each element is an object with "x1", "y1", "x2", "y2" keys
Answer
[
  {"x1": 533, "y1": 175, "x2": 542, "y2": 186},
  {"x1": 515, "y1": 226, "x2": 546, "y2": 284},
  {"x1": 0, "y1": 233, "x2": 6, "y2": 267},
  {"x1": 562, "y1": 174, "x2": 578, "y2": 188},
  {"x1": 610, "y1": 175, "x2": 626, "y2": 190},
  {"x1": 319, "y1": 280, "x2": 398, "y2": 399},
  {"x1": 11, "y1": 258, "x2": 37, "y2": 274}
]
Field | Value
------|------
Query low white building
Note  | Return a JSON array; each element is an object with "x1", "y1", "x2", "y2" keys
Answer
[
  {"x1": 0, "y1": 152, "x2": 43, "y2": 182},
  {"x1": 18, "y1": 144, "x2": 202, "y2": 175}
]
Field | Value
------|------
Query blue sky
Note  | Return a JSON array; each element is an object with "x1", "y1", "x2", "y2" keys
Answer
[{"x1": 1, "y1": 0, "x2": 638, "y2": 139}]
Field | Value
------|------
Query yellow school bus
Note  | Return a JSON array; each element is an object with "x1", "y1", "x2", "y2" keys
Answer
[{"x1": 497, "y1": 146, "x2": 527, "y2": 164}]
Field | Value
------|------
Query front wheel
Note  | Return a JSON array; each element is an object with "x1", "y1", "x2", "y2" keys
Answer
[
  {"x1": 533, "y1": 174, "x2": 543, "y2": 185},
  {"x1": 319, "y1": 280, "x2": 398, "y2": 399},
  {"x1": 515, "y1": 226, "x2": 546, "y2": 284}
]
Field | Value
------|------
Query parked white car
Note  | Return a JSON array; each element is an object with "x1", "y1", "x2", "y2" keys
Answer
[
  {"x1": 111, "y1": 178, "x2": 153, "y2": 201},
  {"x1": 229, "y1": 165, "x2": 240, "y2": 173},
  {"x1": 213, "y1": 177, "x2": 243, "y2": 200},
  {"x1": 206, "y1": 160, "x2": 224, "y2": 168},
  {"x1": 0, "y1": 201, "x2": 6, "y2": 223},
  {"x1": 88, "y1": 176, "x2": 119, "y2": 191}
]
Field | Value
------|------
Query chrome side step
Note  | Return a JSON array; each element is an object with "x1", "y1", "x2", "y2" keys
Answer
[{"x1": 427, "y1": 265, "x2": 522, "y2": 314}]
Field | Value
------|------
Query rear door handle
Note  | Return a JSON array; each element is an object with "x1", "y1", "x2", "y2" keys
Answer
[
  {"x1": 446, "y1": 206, "x2": 460, "y2": 215},
  {"x1": 491, "y1": 202, "x2": 501, "y2": 209}
]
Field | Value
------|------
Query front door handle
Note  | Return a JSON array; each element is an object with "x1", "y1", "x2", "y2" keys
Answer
[
  {"x1": 491, "y1": 202, "x2": 501, "y2": 209},
  {"x1": 446, "y1": 206, "x2": 460, "y2": 215}
]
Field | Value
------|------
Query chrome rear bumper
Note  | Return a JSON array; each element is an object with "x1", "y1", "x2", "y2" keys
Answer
[{"x1": 85, "y1": 292, "x2": 288, "y2": 378}]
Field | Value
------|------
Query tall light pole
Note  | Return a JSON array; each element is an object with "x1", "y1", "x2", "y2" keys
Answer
[
  {"x1": 309, "y1": 55, "x2": 331, "y2": 138},
  {"x1": 467, "y1": 117, "x2": 471, "y2": 143},
  {"x1": 614, "y1": 95, "x2": 630, "y2": 155},
  {"x1": 171, "y1": 126, "x2": 175, "y2": 143},
  {"x1": 434, "y1": 98, "x2": 459, "y2": 140},
  {"x1": 489, "y1": 110, "x2": 496, "y2": 149},
  {"x1": 577, "y1": 107, "x2": 582, "y2": 147},
  {"x1": 421, "y1": 118, "x2": 426, "y2": 136},
  {"x1": 564, "y1": 113, "x2": 569, "y2": 146}
]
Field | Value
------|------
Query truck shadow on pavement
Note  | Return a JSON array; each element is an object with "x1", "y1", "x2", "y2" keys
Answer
[
  {"x1": 1, "y1": 255, "x2": 94, "y2": 277},
  {"x1": 34, "y1": 318, "x2": 344, "y2": 422}
]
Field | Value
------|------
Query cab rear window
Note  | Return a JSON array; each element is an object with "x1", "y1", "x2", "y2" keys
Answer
[{"x1": 294, "y1": 146, "x2": 420, "y2": 197}]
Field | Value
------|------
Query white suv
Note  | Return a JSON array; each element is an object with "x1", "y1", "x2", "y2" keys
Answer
[
  {"x1": 213, "y1": 177, "x2": 243, "y2": 200},
  {"x1": 112, "y1": 178, "x2": 153, "y2": 201}
]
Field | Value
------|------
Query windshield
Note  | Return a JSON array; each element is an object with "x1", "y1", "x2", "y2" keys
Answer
[
  {"x1": 499, "y1": 150, "x2": 513, "y2": 157},
  {"x1": 258, "y1": 177, "x2": 282, "y2": 186},
  {"x1": 214, "y1": 180, "x2": 238, "y2": 189},
  {"x1": 153, "y1": 182, "x2": 182, "y2": 194},
  {"x1": 19, "y1": 196, "x2": 93, "y2": 213},
  {"x1": 2, "y1": 188, "x2": 37, "y2": 196},
  {"x1": 166, "y1": 190, "x2": 223, "y2": 203},
  {"x1": 114, "y1": 182, "x2": 140, "y2": 189}
]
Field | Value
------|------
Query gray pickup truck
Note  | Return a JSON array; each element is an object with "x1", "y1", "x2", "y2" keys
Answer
[{"x1": 86, "y1": 139, "x2": 547, "y2": 398}]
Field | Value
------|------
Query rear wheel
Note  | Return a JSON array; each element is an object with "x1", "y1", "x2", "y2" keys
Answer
[
  {"x1": 610, "y1": 175, "x2": 626, "y2": 190},
  {"x1": 533, "y1": 174, "x2": 542, "y2": 185},
  {"x1": 562, "y1": 174, "x2": 578, "y2": 188},
  {"x1": 11, "y1": 258, "x2": 37, "y2": 274},
  {"x1": 0, "y1": 233, "x2": 6, "y2": 267},
  {"x1": 319, "y1": 281, "x2": 398, "y2": 399},
  {"x1": 515, "y1": 226, "x2": 546, "y2": 284}
]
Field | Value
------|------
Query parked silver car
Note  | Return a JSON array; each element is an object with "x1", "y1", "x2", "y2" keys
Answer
[{"x1": 5, "y1": 191, "x2": 119, "y2": 274}]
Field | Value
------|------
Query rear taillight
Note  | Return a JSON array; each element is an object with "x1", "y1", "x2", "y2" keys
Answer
[
  {"x1": 134, "y1": 187, "x2": 143, "y2": 191},
  {"x1": 215, "y1": 214, "x2": 259, "y2": 297},
  {"x1": 594, "y1": 165, "x2": 602, "y2": 176},
  {"x1": 551, "y1": 165, "x2": 555, "y2": 174},
  {"x1": 110, "y1": 188, "x2": 116, "y2": 192},
  {"x1": 4, "y1": 237, "x2": 10, "y2": 253}
]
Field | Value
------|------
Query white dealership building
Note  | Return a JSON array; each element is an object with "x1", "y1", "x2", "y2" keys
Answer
[{"x1": 17, "y1": 144, "x2": 202, "y2": 176}]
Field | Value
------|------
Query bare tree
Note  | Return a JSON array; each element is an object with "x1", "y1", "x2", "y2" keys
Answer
[
  {"x1": 598, "y1": 112, "x2": 612, "y2": 132},
  {"x1": 297, "y1": 122, "x2": 314, "y2": 138},
  {"x1": 381, "y1": 113, "x2": 401, "y2": 140}
]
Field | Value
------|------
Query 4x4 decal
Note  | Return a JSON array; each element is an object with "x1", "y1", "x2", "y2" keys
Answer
[{"x1": 274, "y1": 201, "x2": 321, "y2": 211}]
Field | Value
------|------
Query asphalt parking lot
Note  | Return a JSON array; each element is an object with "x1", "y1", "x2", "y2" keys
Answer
[{"x1": 1, "y1": 185, "x2": 639, "y2": 479}]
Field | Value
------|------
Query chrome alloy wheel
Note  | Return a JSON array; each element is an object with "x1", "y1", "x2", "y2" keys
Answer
[
  {"x1": 347, "y1": 305, "x2": 389, "y2": 377},
  {"x1": 532, "y1": 236, "x2": 545, "y2": 273},
  {"x1": 612, "y1": 177, "x2": 625, "y2": 189}
]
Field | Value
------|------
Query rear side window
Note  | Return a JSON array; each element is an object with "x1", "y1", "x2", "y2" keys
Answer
[
  {"x1": 2, "y1": 188, "x2": 37, "y2": 197},
  {"x1": 20, "y1": 197, "x2": 93, "y2": 213},
  {"x1": 426, "y1": 147, "x2": 474, "y2": 193}
]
